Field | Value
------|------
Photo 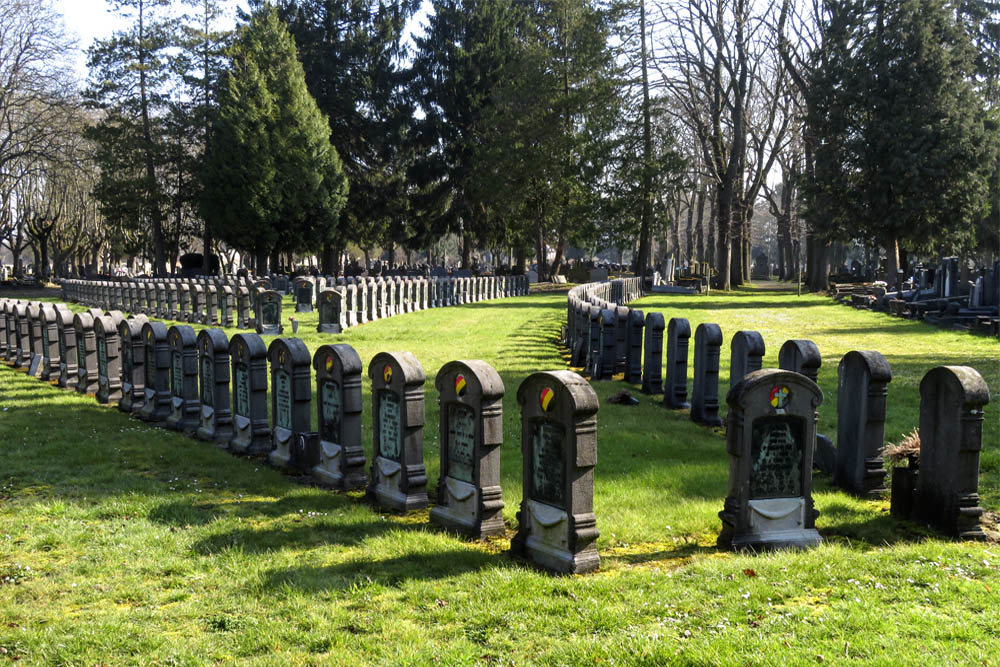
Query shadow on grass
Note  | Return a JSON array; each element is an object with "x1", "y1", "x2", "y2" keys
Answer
[
  {"x1": 260, "y1": 546, "x2": 503, "y2": 591},
  {"x1": 612, "y1": 540, "x2": 717, "y2": 565},
  {"x1": 816, "y1": 497, "x2": 937, "y2": 546},
  {"x1": 638, "y1": 299, "x2": 822, "y2": 311},
  {"x1": 190, "y1": 515, "x2": 400, "y2": 555}
]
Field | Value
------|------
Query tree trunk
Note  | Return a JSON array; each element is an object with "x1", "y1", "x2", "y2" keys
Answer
[
  {"x1": 461, "y1": 230, "x2": 472, "y2": 269},
  {"x1": 202, "y1": 224, "x2": 213, "y2": 277},
  {"x1": 633, "y1": 0, "x2": 654, "y2": 284},
  {"x1": 535, "y1": 203, "x2": 547, "y2": 279},
  {"x1": 884, "y1": 234, "x2": 899, "y2": 290},
  {"x1": 716, "y1": 182, "x2": 733, "y2": 290}
]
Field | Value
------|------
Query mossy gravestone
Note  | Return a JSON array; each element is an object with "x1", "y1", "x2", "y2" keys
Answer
[
  {"x1": 228, "y1": 333, "x2": 272, "y2": 455},
  {"x1": 94, "y1": 314, "x2": 123, "y2": 405},
  {"x1": 196, "y1": 328, "x2": 233, "y2": 446},
  {"x1": 834, "y1": 351, "x2": 891, "y2": 497},
  {"x1": 511, "y1": 370, "x2": 600, "y2": 574},
  {"x1": 118, "y1": 316, "x2": 147, "y2": 414},
  {"x1": 139, "y1": 321, "x2": 172, "y2": 423},
  {"x1": 73, "y1": 312, "x2": 100, "y2": 394},
  {"x1": 367, "y1": 351, "x2": 429, "y2": 512},
  {"x1": 718, "y1": 369, "x2": 823, "y2": 551},
  {"x1": 267, "y1": 338, "x2": 313, "y2": 470},
  {"x1": 166, "y1": 325, "x2": 200, "y2": 433},
  {"x1": 311, "y1": 343, "x2": 366, "y2": 489},
  {"x1": 430, "y1": 360, "x2": 506, "y2": 539}
]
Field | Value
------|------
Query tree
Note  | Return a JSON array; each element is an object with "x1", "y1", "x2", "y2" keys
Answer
[
  {"x1": 803, "y1": 0, "x2": 993, "y2": 287},
  {"x1": 201, "y1": 4, "x2": 348, "y2": 274}
]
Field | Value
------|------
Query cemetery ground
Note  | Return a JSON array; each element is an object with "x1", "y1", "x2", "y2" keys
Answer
[{"x1": 1, "y1": 285, "x2": 998, "y2": 664}]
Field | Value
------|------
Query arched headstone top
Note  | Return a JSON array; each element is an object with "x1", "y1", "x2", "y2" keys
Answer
[
  {"x1": 73, "y1": 311, "x2": 95, "y2": 329},
  {"x1": 230, "y1": 332, "x2": 267, "y2": 360},
  {"x1": 314, "y1": 343, "x2": 362, "y2": 378},
  {"x1": 778, "y1": 339, "x2": 821, "y2": 379},
  {"x1": 267, "y1": 336, "x2": 311, "y2": 367},
  {"x1": 727, "y1": 368, "x2": 823, "y2": 411},
  {"x1": 198, "y1": 328, "x2": 230, "y2": 354},
  {"x1": 141, "y1": 320, "x2": 168, "y2": 343},
  {"x1": 645, "y1": 311, "x2": 665, "y2": 329},
  {"x1": 368, "y1": 351, "x2": 426, "y2": 388},
  {"x1": 167, "y1": 324, "x2": 197, "y2": 349},
  {"x1": 732, "y1": 330, "x2": 765, "y2": 357},
  {"x1": 696, "y1": 322, "x2": 722, "y2": 345},
  {"x1": 838, "y1": 350, "x2": 891, "y2": 384},
  {"x1": 920, "y1": 365, "x2": 990, "y2": 408},
  {"x1": 516, "y1": 370, "x2": 598, "y2": 420},
  {"x1": 435, "y1": 360, "x2": 504, "y2": 403}
]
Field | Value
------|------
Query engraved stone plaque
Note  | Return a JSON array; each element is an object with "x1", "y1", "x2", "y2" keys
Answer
[
  {"x1": 122, "y1": 339, "x2": 132, "y2": 378},
  {"x1": 144, "y1": 342, "x2": 155, "y2": 387},
  {"x1": 447, "y1": 403, "x2": 476, "y2": 483},
  {"x1": 320, "y1": 379, "x2": 341, "y2": 444},
  {"x1": 97, "y1": 336, "x2": 108, "y2": 376},
  {"x1": 171, "y1": 351, "x2": 183, "y2": 397},
  {"x1": 749, "y1": 416, "x2": 804, "y2": 499},
  {"x1": 379, "y1": 390, "x2": 401, "y2": 460},
  {"x1": 275, "y1": 369, "x2": 291, "y2": 429},
  {"x1": 201, "y1": 355, "x2": 214, "y2": 406},
  {"x1": 234, "y1": 362, "x2": 249, "y2": 416},
  {"x1": 532, "y1": 420, "x2": 566, "y2": 509}
]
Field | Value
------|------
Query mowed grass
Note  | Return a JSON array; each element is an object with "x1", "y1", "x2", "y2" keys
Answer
[{"x1": 0, "y1": 284, "x2": 997, "y2": 664}]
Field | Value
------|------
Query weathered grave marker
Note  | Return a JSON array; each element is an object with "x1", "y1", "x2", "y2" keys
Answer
[
  {"x1": 510, "y1": 370, "x2": 600, "y2": 574},
  {"x1": 718, "y1": 368, "x2": 823, "y2": 551},
  {"x1": 228, "y1": 333, "x2": 272, "y2": 455},
  {"x1": 56, "y1": 307, "x2": 78, "y2": 389},
  {"x1": 73, "y1": 312, "x2": 100, "y2": 394},
  {"x1": 311, "y1": 343, "x2": 366, "y2": 489},
  {"x1": 139, "y1": 321, "x2": 172, "y2": 422},
  {"x1": 256, "y1": 290, "x2": 283, "y2": 336},
  {"x1": 430, "y1": 360, "x2": 506, "y2": 538},
  {"x1": 317, "y1": 289, "x2": 345, "y2": 333},
  {"x1": 196, "y1": 328, "x2": 233, "y2": 446},
  {"x1": 664, "y1": 317, "x2": 691, "y2": 408},
  {"x1": 834, "y1": 351, "x2": 891, "y2": 497},
  {"x1": 166, "y1": 325, "x2": 200, "y2": 433},
  {"x1": 730, "y1": 331, "x2": 766, "y2": 389},
  {"x1": 690, "y1": 323, "x2": 723, "y2": 426},
  {"x1": 624, "y1": 309, "x2": 644, "y2": 384},
  {"x1": 641, "y1": 312, "x2": 665, "y2": 394},
  {"x1": 118, "y1": 316, "x2": 147, "y2": 414},
  {"x1": 294, "y1": 277, "x2": 315, "y2": 313},
  {"x1": 94, "y1": 313, "x2": 123, "y2": 404},
  {"x1": 267, "y1": 337, "x2": 313, "y2": 469}
]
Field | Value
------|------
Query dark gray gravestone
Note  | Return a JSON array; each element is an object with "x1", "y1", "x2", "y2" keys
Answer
[
  {"x1": 255, "y1": 290, "x2": 283, "y2": 336},
  {"x1": 366, "y1": 351, "x2": 429, "y2": 512},
  {"x1": 26, "y1": 303, "x2": 43, "y2": 377},
  {"x1": 228, "y1": 333, "x2": 272, "y2": 455},
  {"x1": 624, "y1": 309, "x2": 644, "y2": 384},
  {"x1": 911, "y1": 366, "x2": 989, "y2": 540},
  {"x1": 219, "y1": 285, "x2": 235, "y2": 327},
  {"x1": 56, "y1": 308, "x2": 78, "y2": 390},
  {"x1": 690, "y1": 323, "x2": 723, "y2": 426},
  {"x1": 118, "y1": 317, "x2": 147, "y2": 414},
  {"x1": 778, "y1": 339, "x2": 821, "y2": 384},
  {"x1": 614, "y1": 306, "x2": 629, "y2": 373},
  {"x1": 39, "y1": 304, "x2": 61, "y2": 382},
  {"x1": 592, "y1": 309, "x2": 616, "y2": 380},
  {"x1": 664, "y1": 317, "x2": 691, "y2": 408},
  {"x1": 0, "y1": 299, "x2": 9, "y2": 359},
  {"x1": 587, "y1": 306, "x2": 601, "y2": 375},
  {"x1": 730, "y1": 331, "x2": 766, "y2": 389},
  {"x1": 431, "y1": 360, "x2": 506, "y2": 538},
  {"x1": 718, "y1": 369, "x2": 823, "y2": 551},
  {"x1": 94, "y1": 314, "x2": 123, "y2": 405},
  {"x1": 267, "y1": 337, "x2": 313, "y2": 469},
  {"x1": 139, "y1": 321, "x2": 172, "y2": 422},
  {"x1": 73, "y1": 312, "x2": 100, "y2": 394},
  {"x1": 311, "y1": 343, "x2": 366, "y2": 489},
  {"x1": 510, "y1": 370, "x2": 600, "y2": 574},
  {"x1": 178, "y1": 283, "x2": 191, "y2": 321},
  {"x1": 294, "y1": 277, "x2": 315, "y2": 313},
  {"x1": 317, "y1": 289, "x2": 345, "y2": 333},
  {"x1": 166, "y1": 325, "x2": 200, "y2": 433},
  {"x1": 834, "y1": 351, "x2": 891, "y2": 497},
  {"x1": 236, "y1": 286, "x2": 252, "y2": 329},
  {"x1": 196, "y1": 328, "x2": 233, "y2": 446},
  {"x1": 641, "y1": 312, "x2": 665, "y2": 394},
  {"x1": 8, "y1": 302, "x2": 25, "y2": 365},
  {"x1": 357, "y1": 281, "x2": 369, "y2": 322},
  {"x1": 191, "y1": 283, "x2": 206, "y2": 323},
  {"x1": 344, "y1": 285, "x2": 358, "y2": 327},
  {"x1": 205, "y1": 284, "x2": 219, "y2": 325}
]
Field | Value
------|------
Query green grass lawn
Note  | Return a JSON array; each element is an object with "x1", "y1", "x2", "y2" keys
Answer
[{"x1": 1, "y1": 285, "x2": 998, "y2": 664}]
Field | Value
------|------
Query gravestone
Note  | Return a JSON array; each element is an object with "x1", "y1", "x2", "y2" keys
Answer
[
  {"x1": 730, "y1": 331, "x2": 766, "y2": 389},
  {"x1": 911, "y1": 366, "x2": 990, "y2": 539},
  {"x1": 613, "y1": 306, "x2": 629, "y2": 373},
  {"x1": 118, "y1": 316, "x2": 147, "y2": 414},
  {"x1": 94, "y1": 314, "x2": 123, "y2": 405},
  {"x1": 294, "y1": 277, "x2": 315, "y2": 313},
  {"x1": 718, "y1": 369, "x2": 824, "y2": 551},
  {"x1": 73, "y1": 312, "x2": 100, "y2": 394},
  {"x1": 834, "y1": 351, "x2": 891, "y2": 497},
  {"x1": 196, "y1": 328, "x2": 233, "y2": 446},
  {"x1": 26, "y1": 303, "x2": 43, "y2": 377},
  {"x1": 219, "y1": 285, "x2": 235, "y2": 327},
  {"x1": 430, "y1": 360, "x2": 506, "y2": 538},
  {"x1": 586, "y1": 306, "x2": 601, "y2": 374},
  {"x1": 166, "y1": 325, "x2": 200, "y2": 433},
  {"x1": 311, "y1": 343, "x2": 366, "y2": 489},
  {"x1": 205, "y1": 284, "x2": 219, "y2": 325},
  {"x1": 778, "y1": 340, "x2": 821, "y2": 383},
  {"x1": 317, "y1": 289, "x2": 345, "y2": 333},
  {"x1": 366, "y1": 351, "x2": 429, "y2": 512},
  {"x1": 591, "y1": 308, "x2": 616, "y2": 380},
  {"x1": 228, "y1": 333, "x2": 272, "y2": 455},
  {"x1": 56, "y1": 307, "x2": 78, "y2": 389},
  {"x1": 236, "y1": 286, "x2": 252, "y2": 328},
  {"x1": 510, "y1": 370, "x2": 600, "y2": 574},
  {"x1": 255, "y1": 290, "x2": 283, "y2": 336},
  {"x1": 267, "y1": 337, "x2": 313, "y2": 469},
  {"x1": 39, "y1": 304, "x2": 61, "y2": 382},
  {"x1": 623, "y1": 309, "x2": 644, "y2": 384},
  {"x1": 641, "y1": 312, "x2": 665, "y2": 394},
  {"x1": 344, "y1": 285, "x2": 358, "y2": 327},
  {"x1": 179, "y1": 282, "x2": 192, "y2": 321},
  {"x1": 664, "y1": 317, "x2": 691, "y2": 408},
  {"x1": 0, "y1": 300, "x2": 9, "y2": 360},
  {"x1": 690, "y1": 323, "x2": 723, "y2": 426},
  {"x1": 139, "y1": 322, "x2": 173, "y2": 422},
  {"x1": 357, "y1": 281, "x2": 369, "y2": 322}
]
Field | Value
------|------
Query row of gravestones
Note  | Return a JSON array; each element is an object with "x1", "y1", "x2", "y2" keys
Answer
[
  {"x1": 293, "y1": 274, "x2": 529, "y2": 333},
  {"x1": 564, "y1": 280, "x2": 992, "y2": 543},
  {"x1": 0, "y1": 295, "x2": 596, "y2": 573}
]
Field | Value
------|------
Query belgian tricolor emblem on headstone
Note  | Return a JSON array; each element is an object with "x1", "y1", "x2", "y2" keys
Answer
[
  {"x1": 324, "y1": 355, "x2": 333, "y2": 372},
  {"x1": 769, "y1": 385, "x2": 790, "y2": 409},
  {"x1": 383, "y1": 364, "x2": 393, "y2": 383},
  {"x1": 540, "y1": 387, "x2": 555, "y2": 411},
  {"x1": 455, "y1": 374, "x2": 467, "y2": 396}
]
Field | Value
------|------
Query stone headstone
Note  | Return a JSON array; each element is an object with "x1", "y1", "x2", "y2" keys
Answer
[
  {"x1": 910, "y1": 366, "x2": 989, "y2": 539},
  {"x1": 831, "y1": 351, "x2": 891, "y2": 498},
  {"x1": 777, "y1": 340, "x2": 821, "y2": 384},
  {"x1": 139, "y1": 322, "x2": 172, "y2": 423},
  {"x1": 317, "y1": 288, "x2": 346, "y2": 333},
  {"x1": 267, "y1": 337, "x2": 313, "y2": 469},
  {"x1": 196, "y1": 328, "x2": 233, "y2": 446},
  {"x1": 624, "y1": 309, "x2": 644, "y2": 384},
  {"x1": 664, "y1": 317, "x2": 691, "y2": 408},
  {"x1": 614, "y1": 306, "x2": 629, "y2": 373},
  {"x1": 94, "y1": 314, "x2": 123, "y2": 405},
  {"x1": 690, "y1": 323, "x2": 723, "y2": 426},
  {"x1": 730, "y1": 331, "x2": 766, "y2": 389},
  {"x1": 26, "y1": 303, "x2": 43, "y2": 377},
  {"x1": 718, "y1": 368, "x2": 824, "y2": 551},
  {"x1": 39, "y1": 304, "x2": 61, "y2": 382},
  {"x1": 294, "y1": 277, "x2": 315, "y2": 313},
  {"x1": 73, "y1": 312, "x2": 100, "y2": 394},
  {"x1": 118, "y1": 316, "x2": 147, "y2": 414},
  {"x1": 366, "y1": 351, "x2": 429, "y2": 512},
  {"x1": 236, "y1": 286, "x2": 252, "y2": 329},
  {"x1": 592, "y1": 308, "x2": 616, "y2": 380},
  {"x1": 511, "y1": 370, "x2": 599, "y2": 574},
  {"x1": 431, "y1": 360, "x2": 506, "y2": 538},
  {"x1": 255, "y1": 290, "x2": 283, "y2": 336},
  {"x1": 56, "y1": 308, "x2": 78, "y2": 390},
  {"x1": 641, "y1": 312, "x2": 665, "y2": 394},
  {"x1": 166, "y1": 325, "x2": 200, "y2": 433},
  {"x1": 228, "y1": 333, "x2": 272, "y2": 455},
  {"x1": 311, "y1": 343, "x2": 366, "y2": 489}
]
